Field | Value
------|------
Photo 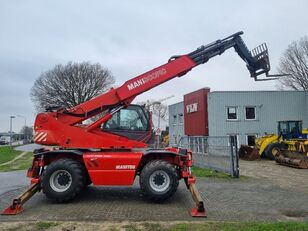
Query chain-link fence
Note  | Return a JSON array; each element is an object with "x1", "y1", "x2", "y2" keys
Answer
[{"x1": 179, "y1": 136, "x2": 239, "y2": 177}]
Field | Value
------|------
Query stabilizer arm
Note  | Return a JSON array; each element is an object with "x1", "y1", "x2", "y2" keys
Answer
[{"x1": 2, "y1": 182, "x2": 40, "y2": 215}]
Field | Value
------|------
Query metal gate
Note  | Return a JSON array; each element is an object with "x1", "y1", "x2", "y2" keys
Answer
[{"x1": 179, "y1": 136, "x2": 239, "y2": 177}]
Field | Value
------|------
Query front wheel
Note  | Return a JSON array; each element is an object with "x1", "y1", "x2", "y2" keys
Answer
[
  {"x1": 140, "y1": 160, "x2": 179, "y2": 202},
  {"x1": 41, "y1": 158, "x2": 85, "y2": 203},
  {"x1": 265, "y1": 143, "x2": 286, "y2": 160}
]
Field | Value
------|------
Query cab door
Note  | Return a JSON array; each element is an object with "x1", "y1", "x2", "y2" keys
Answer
[{"x1": 102, "y1": 105, "x2": 153, "y2": 143}]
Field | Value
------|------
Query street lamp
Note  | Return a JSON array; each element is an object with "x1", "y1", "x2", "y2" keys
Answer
[{"x1": 10, "y1": 116, "x2": 15, "y2": 147}]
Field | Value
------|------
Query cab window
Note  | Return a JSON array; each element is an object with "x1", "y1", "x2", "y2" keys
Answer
[{"x1": 104, "y1": 106, "x2": 149, "y2": 131}]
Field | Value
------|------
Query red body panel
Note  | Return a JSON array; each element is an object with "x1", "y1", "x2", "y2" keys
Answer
[
  {"x1": 33, "y1": 117, "x2": 147, "y2": 149},
  {"x1": 83, "y1": 152, "x2": 143, "y2": 185},
  {"x1": 184, "y1": 88, "x2": 210, "y2": 136}
]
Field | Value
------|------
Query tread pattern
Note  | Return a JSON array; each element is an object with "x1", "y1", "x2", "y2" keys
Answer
[
  {"x1": 265, "y1": 143, "x2": 283, "y2": 160},
  {"x1": 41, "y1": 158, "x2": 85, "y2": 203},
  {"x1": 140, "y1": 160, "x2": 179, "y2": 202}
]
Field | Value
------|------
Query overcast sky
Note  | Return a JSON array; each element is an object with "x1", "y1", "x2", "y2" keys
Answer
[{"x1": 0, "y1": 0, "x2": 307, "y2": 133}]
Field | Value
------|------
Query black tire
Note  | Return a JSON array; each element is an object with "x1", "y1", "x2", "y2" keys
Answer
[
  {"x1": 84, "y1": 173, "x2": 92, "y2": 187},
  {"x1": 265, "y1": 143, "x2": 285, "y2": 160},
  {"x1": 41, "y1": 158, "x2": 85, "y2": 203},
  {"x1": 140, "y1": 160, "x2": 179, "y2": 202}
]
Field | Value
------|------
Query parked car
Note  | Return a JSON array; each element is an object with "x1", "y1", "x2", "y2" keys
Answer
[{"x1": 0, "y1": 136, "x2": 12, "y2": 145}]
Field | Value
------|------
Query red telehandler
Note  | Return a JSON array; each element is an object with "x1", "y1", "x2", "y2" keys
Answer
[{"x1": 2, "y1": 31, "x2": 278, "y2": 217}]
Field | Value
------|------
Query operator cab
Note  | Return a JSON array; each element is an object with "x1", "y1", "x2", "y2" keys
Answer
[
  {"x1": 278, "y1": 120, "x2": 303, "y2": 139},
  {"x1": 102, "y1": 105, "x2": 153, "y2": 143}
]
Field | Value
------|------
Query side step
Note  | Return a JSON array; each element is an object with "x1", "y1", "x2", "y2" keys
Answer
[{"x1": 2, "y1": 182, "x2": 40, "y2": 215}]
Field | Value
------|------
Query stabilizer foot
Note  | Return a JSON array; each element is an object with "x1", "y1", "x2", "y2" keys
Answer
[
  {"x1": 191, "y1": 207, "x2": 207, "y2": 217},
  {"x1": 2, "y1": 204, "x2": 24, "y2": 215},
  {"x1": 1, "y1": 182, "x2": 40, "y2": 215}
]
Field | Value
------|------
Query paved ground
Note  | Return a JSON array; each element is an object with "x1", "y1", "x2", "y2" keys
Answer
[
  {"x1": 240, "y1": 159, "x2": 308, "y2": 193},
  {"x1": 1, "y1": 165, "x2": 308, "y2": 222},
  {"x1": 14, "y1": 144, "x2": 42, "y2": 152},
  {"x1": 0, "y1": 170, "x2": 28, "y2": 195}
]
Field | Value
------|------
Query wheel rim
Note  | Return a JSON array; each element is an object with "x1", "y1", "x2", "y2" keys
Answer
[
  {"x1": 49, "y1": 170, "x2": 72, "y2": 192},
  {"x1": 149, "y1": 170, "x2": 170, "y2": 192},
  {"x1": 272, "y1": 147, "x2": 280, "y2": 156}
]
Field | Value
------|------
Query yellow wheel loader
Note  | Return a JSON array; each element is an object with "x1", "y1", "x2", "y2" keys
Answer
[{"x1": 239, "y1": 121, "x2": 308, "y2": 168}]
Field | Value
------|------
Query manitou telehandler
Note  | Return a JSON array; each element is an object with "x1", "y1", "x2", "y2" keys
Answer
[{"x1": 2, "y1": 31, "x2": 278, "y2": 217}]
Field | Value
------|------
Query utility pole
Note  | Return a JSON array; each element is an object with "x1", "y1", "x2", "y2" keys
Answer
[{"x1": 10, "y1": 116, "x2": 15, "y2": 147}]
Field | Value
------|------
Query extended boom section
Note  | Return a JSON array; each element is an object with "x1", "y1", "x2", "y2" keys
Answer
[
  {"x1": 2, "y1": 32, "x2": 276, "y2": 218},
  {"x1": 42, "y1": 31, "x2": 275, "y2": 132}
]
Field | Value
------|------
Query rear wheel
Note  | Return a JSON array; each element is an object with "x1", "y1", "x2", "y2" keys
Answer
[
  {"x1": 41, "y1": 158, "x2": 85, "y2": 202},
  {"x1": 140, "y1": 160, "x2": 179, "y2": 202}
]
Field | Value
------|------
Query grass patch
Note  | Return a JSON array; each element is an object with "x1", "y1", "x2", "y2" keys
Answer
[
  {"x1": 2, "y1": 222, "x2": 308, "y2": 231},
  {"x1": 192, "y1": 166, "x2": 230, "y2": 178},
  {"x1": 0, "y1": 146, "x2": 23, "y2": 164},
  {"x1": 122, "y1": 223, "x2": 162, "y2": 231},
  {"x1": 35, "y1": 221, "x2": 58, "y2": 230},
  {"x1": 142, "y1": 223, "x2": 162, "y2": 231},
  {"x1": 123, "y1": 224, "x2": 141, "y2": 231},
  {"x1": 0, "y1": 151, "x2": 33, "y2": 172},
  {"x1": 168, "y1": 222, "x2": 308, "y2": 231}
]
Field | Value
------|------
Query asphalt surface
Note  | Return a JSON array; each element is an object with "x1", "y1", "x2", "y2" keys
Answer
[
  {"x1": 14, "y1": 144, "x2": 42, "y2": 152},
  {"x1": 0, "y1": 170, "x2": 28, "y2": 195}
]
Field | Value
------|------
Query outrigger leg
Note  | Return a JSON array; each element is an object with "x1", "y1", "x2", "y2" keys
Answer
[
  {"x1": 186, "y1": 176, "x2": 206, "y2": 217},
  {"x1": 1, "y1": 182, "x2": 40, "y2": 215}
]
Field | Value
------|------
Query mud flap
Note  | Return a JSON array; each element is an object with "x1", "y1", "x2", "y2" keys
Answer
[
  {"x1": 1, "y1": 182, "x2": 40, "y2": 215},
  {"x1": 186, "y1": 176, "x2": 206, "y2": 217}
]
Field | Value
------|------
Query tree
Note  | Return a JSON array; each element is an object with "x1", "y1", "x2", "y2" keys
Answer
[
  {"x1": 20, "y1": 126, "x2": 33, "y2": 140},
  {"x1": 277, "y1": 36, "x2": 308, "y2": 90},
  {"x1": 31, "y1": 62, "x2": 115, "y2": 111},
  {"x1": 138, "y1": 100, "x2": 169, "y2": 120}
]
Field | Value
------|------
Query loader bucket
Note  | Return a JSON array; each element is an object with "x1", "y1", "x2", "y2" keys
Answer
[
  {"x1": 238, "y1": 145, "x2": 260, "y2": 161},
  {"x1": 275, "y1": 150, "x2": 308, "y2": 169}
]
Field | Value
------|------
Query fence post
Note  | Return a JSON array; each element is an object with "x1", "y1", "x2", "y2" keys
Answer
[
  {"x1": 229, "y1": 136, "x2": 235, "y2": 177},
  {"x1": 229, "y1": 136, "x2": 240, "y2": 178},
  {"x1": 234, "y1": 144, "x2": 240, "y2": 178}
]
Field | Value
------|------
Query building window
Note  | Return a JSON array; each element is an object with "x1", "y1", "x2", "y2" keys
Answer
[
  {"x1": 245, "y1": 107, "x2": 256, "y2": 120},
  {"x1": 227, "y1": 107, "x2": 237, "y2": 120},
  {"x1": 247, "y1": 135, "x2": 256, "y2": 146}
]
